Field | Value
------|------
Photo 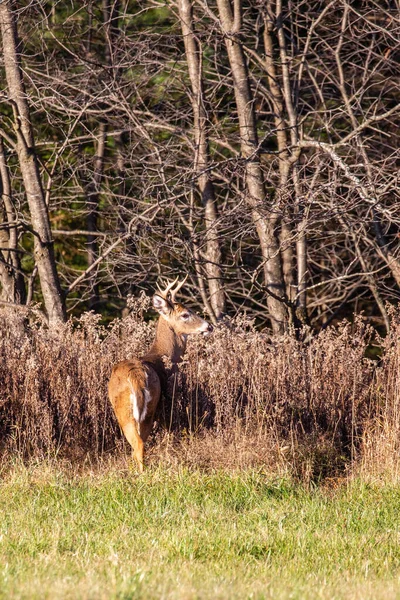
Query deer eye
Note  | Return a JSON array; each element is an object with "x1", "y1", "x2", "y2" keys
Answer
[{"x1": 181, "y1": 312, "x2": 190, "y2": 320}]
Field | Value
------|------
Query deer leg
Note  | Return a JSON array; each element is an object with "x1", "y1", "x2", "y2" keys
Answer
[
  {"x1": 122, "y1": 421, "x2": 144, "y2": 473},
  {"x1": 139, "y1": 415, "x2": 155, "y2": 443}
]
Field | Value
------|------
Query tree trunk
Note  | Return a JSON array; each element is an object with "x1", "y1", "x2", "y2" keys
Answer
[
  {"x1": 216, "y1": 0, "x2": 287, "y2": 333},
  {"x1": 0, "y1": 136, "x2": 26, "y2": 304},
  {"x1": 178, "y1": 0, "x2": 226, "y2": 319},
  {"x1": 0, "y1": 2, "x2": 65, "y2": 325},
  {"x1": 274, "y1": 0, "x2": 308, "y2": 322},
  {"x1": 263, "y1": 8, "x2": 297, "y2": 308},
  {"x1": 86, "y1": 122, "x2": 106, "y2": 309}
]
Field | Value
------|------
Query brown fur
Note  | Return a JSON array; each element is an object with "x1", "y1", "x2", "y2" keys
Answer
[{"x1": 108, "y1": 285, "x2": 212, "y2": 472}]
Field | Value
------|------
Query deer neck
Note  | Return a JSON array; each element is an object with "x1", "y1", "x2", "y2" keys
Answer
[{"x1": 144, "y1": 317, "x2": 187, "y2": 365}]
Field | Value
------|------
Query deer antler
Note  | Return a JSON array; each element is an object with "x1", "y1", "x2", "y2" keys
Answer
[
  {"x1": 169, "y1": 275, "x2": 188, "y2": 303},
  {"x1": 156, "y1": 275, "x2": 188, "y2": 303},
  {"x1": 156, "y1": 277, "x2": 178, "y2": 300}
]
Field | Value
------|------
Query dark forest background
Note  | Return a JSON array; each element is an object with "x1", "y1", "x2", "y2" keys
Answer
[{"x1": 0, "y1": 0, "x2": 398, "y2": 333}]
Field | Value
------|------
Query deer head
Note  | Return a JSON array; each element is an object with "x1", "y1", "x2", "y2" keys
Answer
[{"x1": 152, "y1": 277, "x2": 213, "y2": 336}]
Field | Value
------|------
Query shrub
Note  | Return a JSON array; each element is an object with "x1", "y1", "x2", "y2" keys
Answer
[{"x1": 0, "y1": 301, "x2": 391, "y2": 481}]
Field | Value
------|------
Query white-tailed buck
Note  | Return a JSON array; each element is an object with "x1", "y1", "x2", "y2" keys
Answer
[{"x1": 108, "y1": 277, "x2": 213, "y2": 472}]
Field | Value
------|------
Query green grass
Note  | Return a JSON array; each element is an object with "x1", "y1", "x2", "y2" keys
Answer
[{"x1": 1, "y1": 464, "x2": 400, "y2": 599}]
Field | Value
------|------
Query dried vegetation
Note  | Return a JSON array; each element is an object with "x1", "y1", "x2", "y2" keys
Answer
[{"x1": 1, "y1": 298, "x2": 399, "y2": 482}]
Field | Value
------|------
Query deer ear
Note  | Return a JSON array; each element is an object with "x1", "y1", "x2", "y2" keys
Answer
[{"x1": 152, "y1": 294, "x2": 172, "y2": 316}]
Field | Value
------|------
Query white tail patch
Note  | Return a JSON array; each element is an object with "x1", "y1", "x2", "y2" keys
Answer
[
  {"x1": 129, "y1": 376, "x2": 151, "y2": 424},
  {"x1": 130, "y1": 390, "x2": 141, "y2": 423}
]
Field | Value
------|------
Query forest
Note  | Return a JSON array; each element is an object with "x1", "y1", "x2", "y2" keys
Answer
[{"x1": 0, "y1": 0, "x2": 398, "y2": 333}]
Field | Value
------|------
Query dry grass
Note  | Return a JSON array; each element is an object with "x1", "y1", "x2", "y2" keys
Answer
[
  {"x1": 360, "y1": 310, "x2": 400, "y2": 480},
  {"x1": 1, "y1": 299, "x2": 399, "y2": 481}
]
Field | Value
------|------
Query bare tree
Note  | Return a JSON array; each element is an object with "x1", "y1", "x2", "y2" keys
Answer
[
  {"x1": 216, "y1": 0, "x2": 288, "y2": 333},
  {"x1": 0, "y1": 1, "x2": 65, "y2": 324},
  {"x1": 178, "y1": 0, "x2": 225, "y2": 320},
  {"x1": 0, "y1": 136, "x2": 26, "y2": 305}
]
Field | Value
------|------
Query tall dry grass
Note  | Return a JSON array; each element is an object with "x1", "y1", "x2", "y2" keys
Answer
[
  {"x1": 0, "y1": 299, "x2": 398, "y2": 480},
  {"x1": 360, "y1": 310, "x2": 400, "y2": 478},
  {"x1": 0, "y1": 295, "x2": 153, "y2": 460}
]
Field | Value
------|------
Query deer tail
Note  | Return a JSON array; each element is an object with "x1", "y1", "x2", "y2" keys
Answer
[{"x1": 127, "y1": 363, "x2": 150, "y2": 429}]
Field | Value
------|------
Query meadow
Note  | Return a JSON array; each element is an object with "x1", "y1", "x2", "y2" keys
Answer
[
  {"x1": 2, "y1": 304, "x2": 400, "y2": 598},
  {"x1": 1, "y1": 464, "x2": 400, "y2": 600}
]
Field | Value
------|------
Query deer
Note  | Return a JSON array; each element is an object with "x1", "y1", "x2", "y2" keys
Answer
[{"x1": 108, "y1": 277, "x2": 213, "y2": 472}]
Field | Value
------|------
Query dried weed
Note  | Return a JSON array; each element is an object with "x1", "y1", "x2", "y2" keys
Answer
[{"x1": 0, "y1": 303, "x2": 396, "y2": 481}]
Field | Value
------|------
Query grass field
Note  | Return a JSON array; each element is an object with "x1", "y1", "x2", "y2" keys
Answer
[{"x1": 1, "y1": 463, "x2": 400, "y2": 600}]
